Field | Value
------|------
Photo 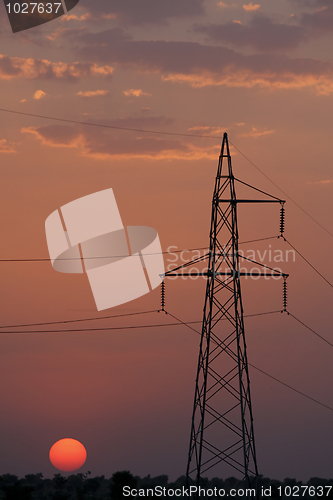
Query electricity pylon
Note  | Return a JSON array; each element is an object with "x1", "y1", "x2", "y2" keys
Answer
[{"x1": 164, "y1": 133, "x2": 287, "y2": 495}]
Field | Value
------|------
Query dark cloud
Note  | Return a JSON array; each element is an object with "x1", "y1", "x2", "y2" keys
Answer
[
  {"x1": 301, "y1": 6, "x2": 333, "y2": 31},
  {"x1": 79, "y1": 0, "x2": 206, "y2": 25},
  {"x1": 315, "y1": 0, "x2": 332, "y2": 4},
  {"x1": 194, "y1": 4, "x2": 333, "y2": 52},
  {"x1": 194, "y1": 16, "x2": 307, "y2": 51},
  {"x1": 22, "y1": 116, "x2": 219, "y2": 159},
  {"x1": 289, "y1": 0, "x2": 333, "y2": 31},
  {"x1": 66, "y1": 28, "x2": 333, "y2": 94},
  {"x1": 290, "y1": 0, "x2": 330, "y2": 5},
  {"x1": 26, "y1": 125, "x2": 80, "y2": 146},
  {"x1": 66, "y1": 27, "x2": 131, "y2": 46}
]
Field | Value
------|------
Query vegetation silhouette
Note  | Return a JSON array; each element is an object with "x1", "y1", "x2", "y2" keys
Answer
[{"x1": 0, "y1": 472, "x2": 333, "y2": 499}]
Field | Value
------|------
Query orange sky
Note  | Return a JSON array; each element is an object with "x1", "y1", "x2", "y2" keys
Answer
[{"x1": 0, "y1": 0, "x2": 333, "y2": 482}]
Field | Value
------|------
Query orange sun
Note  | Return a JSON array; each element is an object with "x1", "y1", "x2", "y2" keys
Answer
[{"x1": 49, "y1": 438, "x2": 87, "y2": 472}]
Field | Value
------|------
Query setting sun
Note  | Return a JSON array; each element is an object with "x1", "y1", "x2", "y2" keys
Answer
[{"x1": 49, "y1": 439, "x2": 87, "y2": 472}]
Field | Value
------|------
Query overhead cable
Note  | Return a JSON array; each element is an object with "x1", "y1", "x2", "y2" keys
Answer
[
  {"x1": 283, "y1": 237, "x2": 333, "y2": 289},
  {"x1": 0, "y1": 105, "x2": 331, "y2": 239},
  {"x1": 168, "y1": 310, "x2": 333, "y2": 413}
]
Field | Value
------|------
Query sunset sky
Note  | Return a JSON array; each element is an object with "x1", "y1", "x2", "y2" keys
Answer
[{"x1": 0, "y1": 0, "x2": 333, "y2": 482}]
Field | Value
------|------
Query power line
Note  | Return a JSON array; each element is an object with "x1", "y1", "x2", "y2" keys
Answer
[
  {"x1": 167, "y1": 310, "x2": 333, "y2": 412},
  {"x1": 0, "y1": 237, "x2": 278, "y2": 263},
  {"x1": 0, "y1": 247, "x2": 208, "y2": 263},
  {"x1": 1, "y1": 107, "x2": 332, "y2": 240},
  {"x1": 0, "y1": 107, "x2": 222, "y2": 139},
  {"x1": 239, "y1": 236, "x2": 278, "y2": 245},
  {"x1": 249, "y1": 364, "x2": 333, "y2": 412},
  {"x1": 0, "y1": 320, "x2": 202, "y2": 335},
  {"x1": 283, "y1": 237, "x2": 333, "y2": 289},
  {"x1": 229, "y1": 140, "x2": 333, "y2": 239},
  {"x1": 166, "y1": 311, "x2": 203, "y2": 335},
  {"x1": 288, "y1": 312, "x2": 333, "y2": 348},
  {"x1": 1, "y1": 106, "x2": 331, "y2": 240},
  {"x1": 245, "y1": 310, "x2": 282, "y2": 318},
  {"x1": 1, "y1": 105, "x2": 331, "y2": 246},
  {"x1": 0, "y1": 310, "x2": 282, "y2": 333},
  {"x1": 0, "y1": 309, "x2": 158, "y2": 330}
]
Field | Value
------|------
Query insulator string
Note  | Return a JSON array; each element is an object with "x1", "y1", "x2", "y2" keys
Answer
[
  {"x1": 160, "y1": 281, "x2": 166, "y2": 312},
  {"x1": 283, "y1": 278, "x2": 288, "y2": 312},
  {"x1": 280, "y1": 203, "x2": 285, "y2": 236}
]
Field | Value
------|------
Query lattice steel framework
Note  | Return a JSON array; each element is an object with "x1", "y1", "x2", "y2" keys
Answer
[{"x1": 183, "y1": 133, "x2": 285, "y2": 494}]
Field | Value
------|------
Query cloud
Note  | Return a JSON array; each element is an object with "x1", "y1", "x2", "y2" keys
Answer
[
  {"x1": 163, "y1": 70, "x2": 333, "y2": 95},
  {"x1": 123, "y1": 89, "x2": 152, "y2": 97},
  {"x1": 307, "y1": 179, "x2": 333, "y2": 184},
  {"x1": 22, "y1": 125, "x2": 82, "y2": 148},
  {"x1": 46, "y1": 29, "x2": 65, "y2": 42},
  {"x1": 77, "y1": 90, "x2": 110, "y2": 97},
  {"x1": 64, "y1": 13, "x2": 91, "y2": 21},
  {"x1": 203, "y1": 3, "x2": 333, "y2": 50},
  {"x1": 101, "y1": 14, "x2": 118, "y2": 20},
  {"x1": 188, "y1": 125, "x2": 225, "y2": 136},
  {"x1": 0, "y1": 54, "x2": 113, "y2": 81},
  {"x1": 239, "y1": 127, "x2": 274, "y2": 138},
  {"x1": 33, "y1": 90, "x2": 47, "y2": 100},
  {"x1": 216, "y1": 0, "x2": 241, "y2": 7},
  {"x1": 0, "y1": 139, "x2": 16, "y2": 153},
  {"x1": 300, "y1": 5, "x2": 333, "y2": 32},
  {"x1": 21, "y1": 117, "x2": 220, "y2": 160},
  {"x1": 243, "y1": 3, "x2": 260, "y2": 11},
  {"x1": 290, "y1": 0, "x2": 333, "y2": 32},
  {"x1": 71, "y1": 30, "x2": 333, "y2": 94},
  {"x1": 79, "y1": 0, "x2": 206, "y2": 25},
  {"x1": 194, "y1": 16, "x2": 307, "y2": 51},
  {"x1": 290, "y1": 0, "x2": 331, "y2": 6}
]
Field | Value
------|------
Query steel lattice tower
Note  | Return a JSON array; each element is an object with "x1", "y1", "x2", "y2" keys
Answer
[
  {"x1": 163, "y1": 132, "x2": 286, "y2": 492},
  {"x1": 182, "y1": 133, "x2": 286, "y2": 493}
]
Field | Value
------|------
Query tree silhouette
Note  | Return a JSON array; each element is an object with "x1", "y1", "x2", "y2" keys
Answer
[
  {"x1": 1, "y1": 483, "x2": 34, "y2": 500},
  {"x1": 110, "y1": 471, "x2": 137, "y2": 500}
]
